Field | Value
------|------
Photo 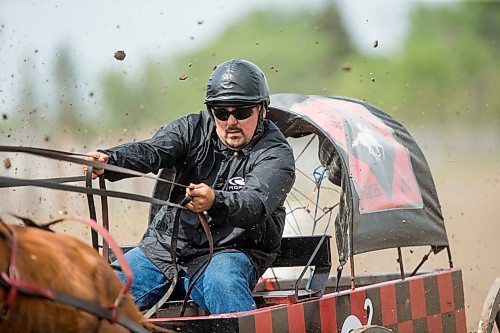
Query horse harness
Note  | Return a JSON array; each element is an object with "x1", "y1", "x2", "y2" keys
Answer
[
  {"x1": 0, "y1": 217, "x2": 151, "y2": 333},
  {"x1": 0, "y1": 145, "x2": 216, "y2": 331}
]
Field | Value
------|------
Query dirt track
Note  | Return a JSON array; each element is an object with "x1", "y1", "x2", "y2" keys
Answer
[
  {"x1": 400, "y1": 126, "x2": 499, "y2": 331},
  {"x1": 1, "y1": 125, "x2": 498, "y2": 331}
]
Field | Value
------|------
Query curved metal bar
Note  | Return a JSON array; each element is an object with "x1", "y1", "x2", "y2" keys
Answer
[{"x1": 478, "y1": 276, "x2": 500, "y2": 333}]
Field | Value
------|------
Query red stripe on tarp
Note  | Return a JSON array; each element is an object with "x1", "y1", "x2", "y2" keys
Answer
[
  {"x1": 380, "y1": 283, "x2": 398, "y2": 325},
  {"x1": 397, "y1": 321, "x2": 414, "y2": 333},
  {"x1": 350, "y1": 289, "x2": 367, "y2": 324},
  {"x1": 319, "y1": 296, "x2": 337, "y2": 332},
  {"x1": 427, "y1": 313, "x2": 443, "y2": 333},
  {"x1": 437, "y1": 271, "x2": 455, "y2": 313},
  {"x1": 254, "y1": 309, "x2": 273, "y2": 333},
  {"x1": 288, "y1": 303, "x2": 305, "y2": 333},
  {"x1": 409, "y1": 276, "x2": 426, "y2": 319},
  {"x1": 455, "y1": 309, "x2": 467, "y2": 333}
]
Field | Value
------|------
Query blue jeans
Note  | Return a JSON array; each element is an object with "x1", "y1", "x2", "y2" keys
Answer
[{"x1": 114, "y1": 247, "x2": 257, "y2": 314}]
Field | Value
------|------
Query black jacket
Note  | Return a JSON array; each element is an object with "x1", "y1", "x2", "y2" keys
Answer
[{"x1": 101, "y1": 111, "x2": 295, "y2": 278}]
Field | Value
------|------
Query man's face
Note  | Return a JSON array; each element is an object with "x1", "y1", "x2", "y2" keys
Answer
[{"x1": 210, "y1": 104, "x2": 265, "y2": 150}]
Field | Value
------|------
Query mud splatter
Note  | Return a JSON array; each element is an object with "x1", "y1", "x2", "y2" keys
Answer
[
  {"x1": 3, "y1": 158, "x2": 11, "y2": 169},
  {"x1": 341, "y1": 63, "x2": 352, "y2": 71},
  {"x1": 114, "y1": 50, "x2": 126, "y2": 61}
]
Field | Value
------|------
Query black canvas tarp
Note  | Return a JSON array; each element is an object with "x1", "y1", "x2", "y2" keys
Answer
[{"x1": 268, "y1": 93, "x2": 449, "y2": 261}]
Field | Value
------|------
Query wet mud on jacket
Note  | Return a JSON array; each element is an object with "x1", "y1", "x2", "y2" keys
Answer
[{"x1": 100, "y1": 111, "x2": 295, "y2": 278}]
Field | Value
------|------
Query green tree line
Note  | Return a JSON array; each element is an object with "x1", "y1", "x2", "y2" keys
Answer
[{"x1": 98, "y1": 2, "x2": 499, "y2": 133}]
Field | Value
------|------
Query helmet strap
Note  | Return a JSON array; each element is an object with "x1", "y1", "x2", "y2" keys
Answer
[{"x1": 259, "y1": 101, "x2": 268, "y2": 119}]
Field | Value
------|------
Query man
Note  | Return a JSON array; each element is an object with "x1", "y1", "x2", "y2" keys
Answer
[{"x1": 85, "y1": 59, "x2": 295, "y2": 314}]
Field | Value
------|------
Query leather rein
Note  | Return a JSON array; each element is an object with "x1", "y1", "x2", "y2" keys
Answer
[{"x1": 0, "y1": 145, "x2": 214, "y2": 326}]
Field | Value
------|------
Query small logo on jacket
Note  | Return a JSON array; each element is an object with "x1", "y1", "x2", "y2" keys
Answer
[{"x1": 228, "y1": 177, "x2": 245, "y2": 191}]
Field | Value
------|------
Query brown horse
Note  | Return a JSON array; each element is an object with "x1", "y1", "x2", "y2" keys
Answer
[{"x1": 0, "y1": 219, "x2": 168, "y2": 333}]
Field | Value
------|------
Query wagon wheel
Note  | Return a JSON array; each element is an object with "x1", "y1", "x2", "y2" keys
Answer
[
  {"x1": 283, "y1": 134, "x2": 340, "y2": 238},
  {"x1": 477, "y1": 276, "x2": 500, "y2": 333},
  {"x1": 257, "y1": 133, "x2": 341, "y2": 292}
]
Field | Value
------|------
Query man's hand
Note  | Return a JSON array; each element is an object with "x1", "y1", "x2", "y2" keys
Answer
[
  {"x1": 185, "y1": 183, "x2": 215, "y2": 213},
  {"x1": 83, "y1": 151, "x2": 109, "y2": 179}
]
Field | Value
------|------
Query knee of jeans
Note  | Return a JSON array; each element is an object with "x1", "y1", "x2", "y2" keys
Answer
[{"x1": 207, "y1": 274, "x2": 250, "y2": 296}]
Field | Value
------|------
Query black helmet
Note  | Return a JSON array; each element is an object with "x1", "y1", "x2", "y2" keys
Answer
[{"x1": 205, "y1": 59, "x2": 270, "y2": 106}]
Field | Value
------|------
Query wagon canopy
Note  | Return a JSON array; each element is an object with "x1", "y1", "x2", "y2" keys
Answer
[{"x1": 268, "y1": 93, "x2": 449, "y2": 263}]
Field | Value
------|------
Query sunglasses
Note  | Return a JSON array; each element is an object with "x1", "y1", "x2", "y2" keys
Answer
[{"x1": 209, "y1": 105, "x2": 259, "y2": 121}]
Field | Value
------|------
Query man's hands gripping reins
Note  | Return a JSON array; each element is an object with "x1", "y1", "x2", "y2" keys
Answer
[
  {"x1": 185, "y1": 183, "x2": 215, "y2": 213},
  {"x1": 83, "y1": 151, "x2": 109, "y2": 179},
  {"x1": 83, "y1": 151, "x2": 214, "y2": 213}
]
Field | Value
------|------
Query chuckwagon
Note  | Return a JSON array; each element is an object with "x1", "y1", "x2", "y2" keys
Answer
[{"x1": 1, "y1": 94, "x2": 498, "y2": 332}]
